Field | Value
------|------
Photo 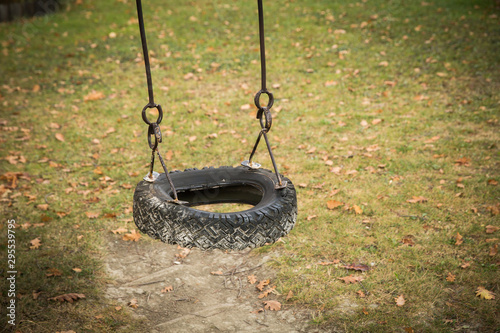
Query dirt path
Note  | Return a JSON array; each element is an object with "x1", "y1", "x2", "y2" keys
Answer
[{"x1": 104, "y1": 238, "x2": 324, "y2": 332}]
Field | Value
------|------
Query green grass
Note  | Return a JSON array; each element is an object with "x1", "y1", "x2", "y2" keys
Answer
[{"x1": 1, "y1": 0, "x2": 499, "y2": 331}]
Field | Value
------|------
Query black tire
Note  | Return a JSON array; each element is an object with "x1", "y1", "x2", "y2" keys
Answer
[{"x1": 133, "y1": 166, "x2": 297, "y2": 250}]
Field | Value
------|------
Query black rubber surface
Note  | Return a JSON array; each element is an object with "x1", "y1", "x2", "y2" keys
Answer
[{"x1": 133, "y1": 166, "x2": 297, "y2": 250}]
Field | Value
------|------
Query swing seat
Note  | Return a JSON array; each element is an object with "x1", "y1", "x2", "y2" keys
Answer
[{"x1": 133, "y1": 166, "x2": 297, "y2": 250}]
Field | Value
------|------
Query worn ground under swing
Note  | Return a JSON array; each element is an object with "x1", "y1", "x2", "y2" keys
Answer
[{"x1": 104, "y1": 237, "x2": 327, "y2": 332}]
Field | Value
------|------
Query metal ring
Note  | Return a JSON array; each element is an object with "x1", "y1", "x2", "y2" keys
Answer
[
  {"x1": 147, "y1": 123, "x2": 159, "y2": 150},
  {"x1": 254, "y1": 89, "x2": 274, "y2": 110},
  {"x1": 141, "y1": 103, "x2": 163, "y2": 125}
]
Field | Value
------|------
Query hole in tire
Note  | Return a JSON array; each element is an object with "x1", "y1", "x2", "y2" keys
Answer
[
  {"x1": 173, "y1": 184, "x2": 263, "y2": 211},
  {"x1": 193, "y1": 203, "x2": 255, "y2": 213}
]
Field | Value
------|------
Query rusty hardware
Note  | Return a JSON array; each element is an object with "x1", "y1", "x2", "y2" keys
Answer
[
  {"x1": 136, "y1": 0, "x2": 182, "y2": 203},
  {"x1": 242, "y1": 0, "x2": 286, "y2": 190}
]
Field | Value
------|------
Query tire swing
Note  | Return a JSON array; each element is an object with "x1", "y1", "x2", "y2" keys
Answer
[{"x1": 132, "y1": 0, "x2": 297, "y2": 250}]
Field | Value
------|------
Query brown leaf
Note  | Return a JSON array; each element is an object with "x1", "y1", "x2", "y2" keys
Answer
[
  {"x1": 161, "y1": 286, "x2": 173, "y2": 293},
  {"x1": 407, "y1": 196, "x2": 428, "y2": 203},
  {"x1": 127, "y1": 298, "x2": 139, "y2": 308},
  {"x1": 446, "y1": 272, "x2": 456, "y2": 282},
  {"x1": 29, "y1": 237, "x2": 41, "y2": 249},
  {"x1": 37, "y1": 204, "x2": 49, "y2": 211},
  {"x1": 49, "y1": 293, "x2": 86, "y2": 303},
  {"x1": 487, "y1": 179, "x2": 498, "y2": 186},
  {"x1": 338, "y1": 275, "x2": 364, "y2": 284},
  {"x1": 486, "y1": 225, "x2": 499, "y2": 234},
  {"x1": 256, "y1": 279, "x2": 270, "y2": 291},
  {"x1": 46, "y1": 268, "x2": 63, "y2": 277},
  {"x1": 306, "y1": 215, "x2": 317, "y2": 221},
  {"x1": 460, "y1": 262, "x2": 471, "y2": 269},
  {"x1": 55, "y1": 133, "x2": 65, "y2": 142},
  {"x1": 210, "y1": 271, "x2": 223, "y2": 276},
  {"x1": 318, "y1": 260, "x2": 340, "y2": 266},
  {"x1": 247, "y1": 275, "x2": 257, "y2": 284},
  {"x1": 286, "y1": 290, "x2": 294, "y2": 301},
  {"x1": 111, "y1": 227, "x2": 128, "y2": 234},
  {"x1": 352, "y1": 205, "x2": 363, "y2": 215},
  {"x1": 395, "y1": 295, "x2": 406, "y2": 306},
  {"x1": 72, "y1": 268, "x2": 82, "y2": 273},
  {"x1": 476, "y1": 287, "x2": 495, "y2": 300},
  {"x1": 454, "y1": 157, "x2": 470, "y2": 166},
  {"x1": 122, "y1": 230, "x2": 141, "y2": 242},
  {"x1": 85, "y1": 211, "x2": 100, "y2": 219},
  {"x1": 32, "y1": 291, "x2": 42, "y2": 300},
  {"x1": 263, "y1": 300, "x2": 281, "y2": 311},
  {"x1": 401, "y1": 236, "x2": 415, "y2": 246},
  {"x1": 341, "y1": 263, "x2": 370, "y2": 272},
  {"x1": 251, "y1": 308, "x2": 264, "y2": 314},
  {"x1": 165, "y1": 150, "x2": 173, "y2": 161},
  {"x1": 357, "y1": 290, "x2": 366, "y2": 298},
  {"x1": 489, "y1": 244, "x2": 498, "y2": 257},
  {"x1": 84, "y1": 91, "x2": 106, "y2": 101},
  {"x1": 258, "y1": 286, "x2": 276, "y2": 299},
  {"x1": 327, "y1": 200, "x2": 343, "y2": 210},
  {"x1": 455, "y1": 232, "x2": 463, "y2": 245}
]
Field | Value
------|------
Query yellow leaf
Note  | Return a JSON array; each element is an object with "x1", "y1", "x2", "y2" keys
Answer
[
  {"x1": 446, "y1": 272, "x2": 455, "y2": 282},
  {"x1": 475, "y1": 287, "x2": 495, "y2": 300}
]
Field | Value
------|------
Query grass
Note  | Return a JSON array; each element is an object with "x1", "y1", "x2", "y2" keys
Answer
[{"x1": 0, "y1": 0, "x2": 499, "y2": 331}]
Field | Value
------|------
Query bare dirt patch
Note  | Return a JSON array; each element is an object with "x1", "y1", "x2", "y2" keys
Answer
[{"x1": 104, "y1": 238, "x2": 324, "y2": 332}]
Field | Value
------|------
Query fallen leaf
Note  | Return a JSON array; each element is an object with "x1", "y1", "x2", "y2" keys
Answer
[
  {"x1": 327, "y1": 200, "x2": 343, "y2": 210},
  {"x1": 318, "y1": 260, "x2": 340, "y2": 266},
  {"x1": 72, "y1": 268, "x2": 82, "y2": 273},
  {"x1": 489, "y1": 244, "x2": 498, "y2": 257},
  {"x1": 55, "y1": 133, "x2": 65, "y2": 142},
  {"x1": 395, "y1": 295, "x2": 406, "y2": 306},
  {"x1": 256, "y1": 279, "x2": 270, "y2": 291},
  {"x1": 210, "y1": 271, "x2": 223, "y2": 276},
  {"x1": 460, "y1": 262, "x2": 470, "y2": 269},
  {"x1": 476, "y1": 287, "x2": 495, "y2": 300},
  {"x1": 307, "y1": 215, "x2": 317, "y2": 221},
  {"x1": 165, "y1": 150, "x2": 173, "y2": 161},
  {"x1": 30, "y1": 237, "x2": 41, "y2": 249},
  {"x1": 258, "y1": 286, "x2": 276, "y2": 299},
  {"x1": 115, "y1": 306, "x2": 122, "y2": 311},
  {"x1": 407, "y1": 196, "x2": 428, "y2": 203},
  {"x1": 32, "y1": 291, "x2": 42, "y2": 300},
  {"x1": 84, "y1": 91, "x2": 106, "y2": 101},
  {"x1": 161, "y1": 286, "x2": 173, "y2": 293},
  {"x1": 248, "y1": 275, "x2": 257, "y2": 284},
  {"x1": 46, "y1": 268, "x2": 63, "y2": 277},
  {"x1": 487, "y1": 179, "x2": 498, "y2": 186},
  {"x1": 123, "y1": 230, "x2": 141, "y2": 242},
  {"x1": 341, "y1": 263, "x2": 370, "y2": 272},
  {"x1": 127, "y1": 298, "x2": 139, "y2": 308},
  {"x1": 454, "y1": 157, "x2": 470, "y2": 166},
  {"x1": 455, "y1": 232, "x2": 463, "y2": 245},
  {"x1": 352, "y1": 205, "x2": 363, "y2": 215},
  {"x1": 251, "y1": 308, "x2": 264, "y2": 314},
  {"x1": 357, "y1": 290, "x2": 366, "y2": 298},
  {"x1": 286, "y1": 290, "x2": 294, "y2": 301},
  {"x1": 37, "y1": 204, "x2": 49, "y2": 211},
  {"x1": 338, "y1": 275, "x2": 364, "y2": 284},
  {"x1": 401, "y1": 236, "x2": 415, "y2": 246},
  {"x1": 85, "y1": 211, "x2": 100, "y2": 219},
  {"x1": 486, "y1": 225, "x2": 499, "y2": 234},
  {"x1": 49, "y1": 293, "x2": 86, "y2": 303},
  {"x1": 263, "y1": 300, "x2": 281, "y2": 311},
  {"x1": 446, "y1": 272, "x2": 456, "y2": 282}
]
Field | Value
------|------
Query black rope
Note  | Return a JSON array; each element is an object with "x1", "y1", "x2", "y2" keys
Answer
[
  {"x1": 257, "y1": 0, "x2": 267, "y2": 92},
  {"x1": 135, "y1": 0, "x2": 183, "y2": 203},
  {"x1": 136, "y1": 0, "x2": 155, "y2": 105}
]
